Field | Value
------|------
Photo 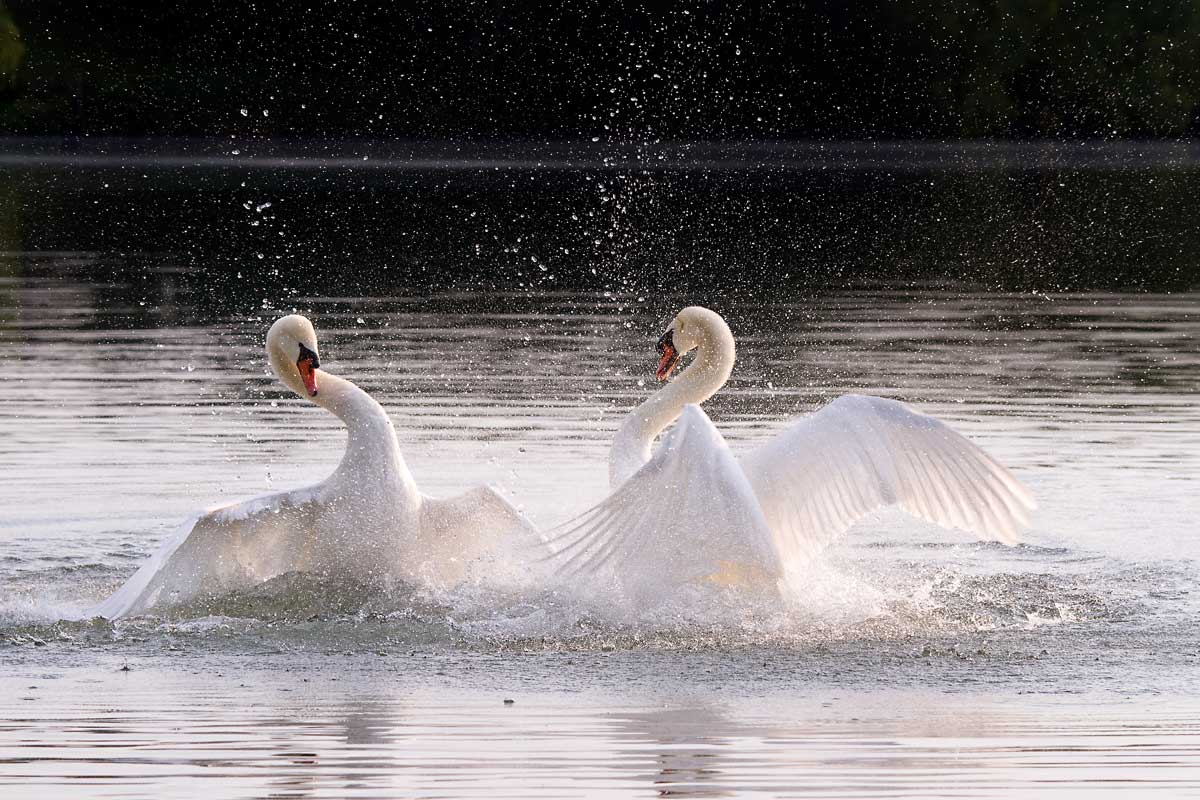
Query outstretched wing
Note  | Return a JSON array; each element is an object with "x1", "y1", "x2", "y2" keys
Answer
[
  {"x1": 417, "y1": 485, "x2": 538, "y2": 586},
  {"x1": 85, "y1": 485, "x2": 324, "y2": 619},
  {"x1": 739, "y1": 394, "x2": 1036, "y2": 568},
  {"x1": 545, "y1": 405, "x2": 782, "y2": 600}
]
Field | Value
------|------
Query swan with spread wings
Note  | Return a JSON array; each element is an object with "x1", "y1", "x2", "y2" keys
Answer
[
  {"x1": 88, "y1": 314, "x2": 533, "y2": 619},
  {"x1": 547, "y1": 306, "x2": 1036, "y2": 601}
]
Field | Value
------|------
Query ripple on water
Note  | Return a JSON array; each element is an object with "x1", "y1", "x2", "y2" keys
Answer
[
  {"x1": 2, "y1": 260, "x2": 1199, "y2": 798},
  {"x1": 0, "y1": 549, "x2": 1171, "y2": 664}
]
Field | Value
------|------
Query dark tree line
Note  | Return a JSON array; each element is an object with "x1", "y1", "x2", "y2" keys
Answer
[{"x1": 2, "y1": 0, "x2": 1199, "y2": 139}]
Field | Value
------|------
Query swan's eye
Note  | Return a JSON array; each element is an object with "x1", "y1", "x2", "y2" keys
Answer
[{"x1": 656, "y1": 329, "x2": 674, "y2": 355}]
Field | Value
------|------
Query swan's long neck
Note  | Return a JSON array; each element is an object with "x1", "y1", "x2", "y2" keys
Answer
[
  {"x1": 609, "y1": 317, "x2": 735, "y2": 488},
  {"x1": 309, "y1": 371, "x2": 415, "y2": 491},
  {"x1": 271, "y1": 351, "x2": 420, "y2": 506}
]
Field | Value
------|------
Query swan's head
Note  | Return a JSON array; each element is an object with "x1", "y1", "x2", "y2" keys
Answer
[
  {"x1": 267, "y1": 314, "x2": 322, "y2": 398},
  {"x1": 655, "y1": 306, "x2": 733, "y2": 381}
]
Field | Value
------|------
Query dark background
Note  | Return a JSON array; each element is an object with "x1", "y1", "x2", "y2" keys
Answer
[
  {"x1": 1, "y1": 2, "x2": 1199, "y2": 293},
  {"x1": 3, "y1": 1, "x2": 1200, "y2": 140}
]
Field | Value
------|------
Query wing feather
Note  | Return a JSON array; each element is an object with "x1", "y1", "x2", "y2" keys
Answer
[
  {"x1": 417, "y1": 485, "x2": 538, "y2": 586},
  {"x1": 740, "y1": 394, "x2": 1036, "y2": 565},
  {"x1": 84, "y1": 484, "x2": 324, "y2": 619}
]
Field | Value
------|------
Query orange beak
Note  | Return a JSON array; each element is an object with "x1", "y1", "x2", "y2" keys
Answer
[
  {"x1": 298, "y1": 355, "x2": 319, "y2": 396},
  {"x1": 656, "y1": 344, "x2": 680, "y2": 381},
  {"x1": 655, "y1": 329, "x2": 680, "y2": 381}
]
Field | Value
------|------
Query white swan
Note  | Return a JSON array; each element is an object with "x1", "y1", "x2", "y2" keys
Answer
[
  {"x1": 549, "y1": 306, "x2": 1036, "y2": 600},
  {"x1": 88, "y1": 314, "x2": 532, "y2": 619}
]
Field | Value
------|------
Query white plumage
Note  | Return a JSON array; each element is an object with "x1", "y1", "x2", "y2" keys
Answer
[
  {"x1": 547, "y1": 306, "x2": 1036, "y2": 599},
  {"x1": 87, "y1": 314, "x2": 532, "y2": 619}
]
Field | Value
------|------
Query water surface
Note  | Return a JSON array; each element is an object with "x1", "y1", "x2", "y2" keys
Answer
[{"x1": 1, "y1": 192, "x2": 1198, "y2": 796}]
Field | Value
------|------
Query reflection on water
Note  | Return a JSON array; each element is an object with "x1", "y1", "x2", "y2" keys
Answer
[
  {"x1": 4, "y1": 150, "x2": 1200, "y2": 291},
  {"x1": 615, "y1": 706, "x2": 735, "y2": 798},
  {"x1": 1, "y1": 243, "x2": 1198, "y2": 797},
  {"x1": 3, "y1": 668, "x2": 1200, "y2": 799}
]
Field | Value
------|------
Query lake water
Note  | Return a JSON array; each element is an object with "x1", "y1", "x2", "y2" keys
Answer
[{"x1": 1, "y1": 153, "x2": 1199, "y2": 797}]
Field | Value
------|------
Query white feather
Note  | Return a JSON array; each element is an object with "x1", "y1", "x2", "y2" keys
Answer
[
  {"x1": 740, "y1": 394, "x2": 1036, "y2": 570},
  {"x1": 546, "y1": 405, "x2": 782, "y2": 601},
  {"x1": 85, "y1": 315, "x2": 531, "y2": 619},
  {"x1": 546, "y1": 307, "x2": 1037, "y2": 600}
]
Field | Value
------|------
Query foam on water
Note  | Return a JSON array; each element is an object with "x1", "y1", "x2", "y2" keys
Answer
[{"x1": 0, "y1": 540, "x2": 1151, "y2": 662}]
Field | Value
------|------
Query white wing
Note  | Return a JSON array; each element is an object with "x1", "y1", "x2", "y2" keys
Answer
[
  {"x1": 417, "y1": 485, "x2": 538, "y2": 586},
  {"x1": 545, "y1": 405, "x2": 782, "y2": 601},
  {"x1": 739, "y1": 394, "x2": 1036, "y2": 568},
  {"x1": 85, "y1": 484, "x2": 326, "y2": 619}
]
